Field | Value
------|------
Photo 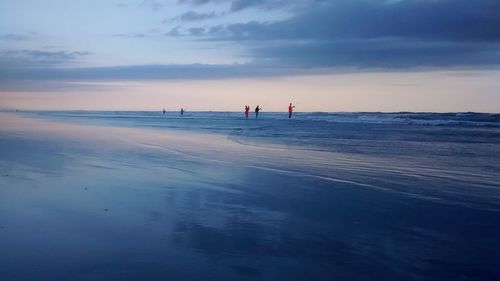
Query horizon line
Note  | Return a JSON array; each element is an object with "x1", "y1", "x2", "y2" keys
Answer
[{"x1": 1, "y1": 109, "x2": 498, "y2": 114}]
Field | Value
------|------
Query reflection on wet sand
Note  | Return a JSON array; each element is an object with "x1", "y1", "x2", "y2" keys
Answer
[{"x1": 0, "y1": 113, "x2": 499, "y2": 280}]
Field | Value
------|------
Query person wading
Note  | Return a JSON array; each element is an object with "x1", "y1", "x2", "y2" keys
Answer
[
  {"x1": 255, "y1": 105, "x2": 262, "y2": 118},
  {"x1": 244, "y1": 105, "x2": 249, "y2": 119},
  {"x1": 288, "y1": 103, "x2": 295, "y2": 119}
]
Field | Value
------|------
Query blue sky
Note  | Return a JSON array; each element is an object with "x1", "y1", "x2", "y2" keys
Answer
[{"x1": 1, "y1": 0, "x2": 499, "y2": 111}]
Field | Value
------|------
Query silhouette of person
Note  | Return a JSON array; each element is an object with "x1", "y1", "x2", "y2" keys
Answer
[
  {"x1": 163, "y1": 108, "x2": 165, "y2": 115},
  {"x1": 244, "y1": 105, "x2": 249, "y2": 119},
  {"x1": 288, "y1": 103, "x2": 295, "y2": 119},
  {"x1": 255, "y1": 105, "x2": 261, "y2": 118},
  {"x1": 181, "y1": 108, "x2": 184, "y2": 116}
]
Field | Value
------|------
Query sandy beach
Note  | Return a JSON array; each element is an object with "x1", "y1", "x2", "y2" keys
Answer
[{"x1": 1, "y1": 112, "x2": 499, "y2": 280}]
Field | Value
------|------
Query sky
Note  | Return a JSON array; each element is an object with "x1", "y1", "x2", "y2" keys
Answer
[{"x1": 0, "y1": 0, "x2": 499, "y2": 112}]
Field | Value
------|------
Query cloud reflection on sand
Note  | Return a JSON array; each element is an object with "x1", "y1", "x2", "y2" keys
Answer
[{"x1": 0, "y1": 113, "x2": 499, "y2": 280}]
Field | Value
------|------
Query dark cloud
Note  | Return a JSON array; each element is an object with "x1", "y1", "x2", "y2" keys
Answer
[
  {"x1": 168, "y1": 0, "x2": 500, "y2": 68},
  {"x1": 0, "y1": 63, "x2": 299, "y2": 91},
  {"x1": 250, "y1": 39, "x2": 500, "y2": 68},
  {"x1": 229, "y1": 0, "x2": 289, "y2": 12},
  {"x1": 0, "y1": 80, "x2": 118, "y2": 92},
  {"x1": 230, "y1": 0, "x2": 265, "y2": 11},
  {"x1": 177, "y1": 0, "x2": 295, "y2": 11},
  {"x1": 177, "y1": 0, "x2": 214, "y2": 5},
  {"x1": 164, "y1": 26, "x2": 208, "y2": 37},
  {"x1": 1, "y1": 58, "x2": 498, "y2": 92},
  {"x1": 165, "y1": 27, "x2": 182, "y2": 36},
  {"x1": 0, "y1": 50, "x2": 91, "y2": 68},
  {"x1": 196, "y1": 0, "x2": 500, "y2": 42},
  {"x1": 187, "y1": 27, "x2": 206, "y2": 36},
  {"x1": 175, "y1": 11, "x2": 217, "y2": 22}
]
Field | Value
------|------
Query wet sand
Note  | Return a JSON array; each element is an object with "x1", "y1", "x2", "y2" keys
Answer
[{"x1": 0, "y1": 113, "x2": 499, "y2": 280}]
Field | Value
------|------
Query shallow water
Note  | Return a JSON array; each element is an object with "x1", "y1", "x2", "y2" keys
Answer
[{"x1": 0, "y1": 112, "x2": 499, "y2": 280}]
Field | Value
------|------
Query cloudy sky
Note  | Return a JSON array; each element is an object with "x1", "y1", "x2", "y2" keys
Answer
[{"x1": 1, "y1": 0, "x2": 499, "y2": 111}]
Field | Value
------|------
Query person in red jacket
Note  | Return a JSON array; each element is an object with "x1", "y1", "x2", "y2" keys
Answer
[
  {"x1": 288, "y1": 102, "x2": 295, "y2": 119},
  {"x1": 244, "y1": 105, "x2": 249, "y2": 119}
]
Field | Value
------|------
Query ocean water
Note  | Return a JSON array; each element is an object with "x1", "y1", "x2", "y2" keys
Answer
[
  {"x1": 1, "y1": 111, "x2": 499, "y2": 280},
  {"x1": 19, "y1": 110, "x2": 500, "y2": 153},
  {"x1": 19, "y1": 110, "x2": 500, "y2": 208}
]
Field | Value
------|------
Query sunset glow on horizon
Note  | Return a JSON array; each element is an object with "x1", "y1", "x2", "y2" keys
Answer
[{"x1": 2, "y1": 70, "x2": 499, "y2": 112}]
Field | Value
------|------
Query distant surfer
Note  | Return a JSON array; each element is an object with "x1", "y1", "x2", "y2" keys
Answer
[
  {"x1": 180, "y1": 108, "x2": 184, "y2": 116},
  {"x1": 288, "y1": 102, "x2": 295, "y2": 119},
  {"x1": 244, "y1": 105, "x2": 249, "y2": 119},
  {"x1": 163, "y1": 108, "x2": 165, "y2": 115},
  {"x1": 255, "y1": 105, "x2": 262, "y2": 118}
]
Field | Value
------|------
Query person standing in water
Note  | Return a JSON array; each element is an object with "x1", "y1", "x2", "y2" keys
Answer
[
  {"x1": 163, "y1": 108, "x2": 165, "y2": 115},
  {"x1": 244, "y1": 105, "x2": 249, "y2": 119},
  {"x1": 255, "y1": 105, "x2": 262, "y2": 118},
  {"x1": 288, "y1": 102, "x2": 295, "y2": 119},
  {"x1": 180, "y1": 108, "x2": 184, "y2": 116}
]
